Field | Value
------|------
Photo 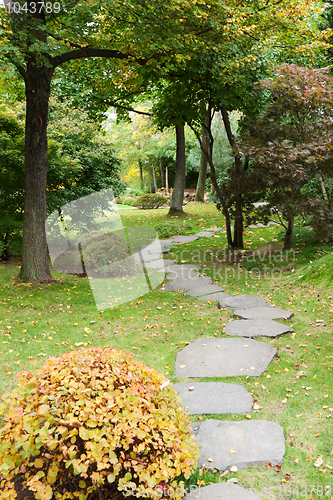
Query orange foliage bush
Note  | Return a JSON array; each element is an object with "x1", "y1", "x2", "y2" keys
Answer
[{"x1": 0, "y1": 348, "x2": 198, "y2": 500}]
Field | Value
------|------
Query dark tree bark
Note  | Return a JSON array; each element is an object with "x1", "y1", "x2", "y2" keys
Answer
[
  {"x1": 165, "y1": 167, "x2": 169, "y2": 194},
  {"x1": 195, "y1": 112, "x2": 209, "y2": 202},
  {"x1": 148, "y1": 166, "x2": 152, "y2": 193},
  {"x1": 20, "y1": 66, "x2": 54, "y2": 282},
  {"x1": 168, "y1": 125, "x2": 186, "y2": 215},
  {"x1": 220, "y1": 105, "x2": 244, "y2": 249},
  {"x1": 152, "y1": 165, "x2": 158, "y2": 192},
  {"x1": 160, "y1": 159, "x2": 164, "y2": 188},
  {"x1": 139, "y1": 159, "x2": 143, "y2": 190},
  {"x1": 231, "y1": 156, "x2": 244, "y2": 249},
  {"x1": 189, "y1": 106, "x2": 232, "y2": 247},
  {"x1": 284, "y1": 212, "x2": 294, "y2": 250}
]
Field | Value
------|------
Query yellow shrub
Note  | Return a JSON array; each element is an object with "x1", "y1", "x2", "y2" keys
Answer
[{"x1": 0, "y1": 348, "x2": 198, "y2": 500}]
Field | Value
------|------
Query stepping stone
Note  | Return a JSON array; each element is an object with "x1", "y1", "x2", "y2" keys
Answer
[
  {"x1": 163, "y1": 277, "x2": 212, "y2": 292},
  {"x1": 144, "y1": 259, "x2": 175, "y2": 269},
  {"x1": 191, "y1": 419, "x2": 285, "y2": 471},
  {"x1": 147, "y1": 247, "x2": 170, "y2": 254},
  {"x1": 223, "y1": 319, "x2": 294, "y2": 338},
  {"x1": 175, "y1": 337, "x2": 277, "y2": 377},
  {"x1": 173, "y1": 382, "x2": 253, "y2": 414},
  {"x1": 185, "y1": 285, "x2": 225, "y2": 297},
  {"x1": 154, "y1": 239, "x2": 174, "y2": 247},
  {"x1": 198, "y1": 292, "x2": 232, "y2": 302},
  {"x1": 183, "y1": 482, "x2": 262, "y2": 500},
  {"x1": 169, "y1": 235, "x2": 199, "y2": 243},
  {"x1": 206, "y1": 227, "x2": 224, "y2": 232},
  {"x1": 195, "y1": 231, "x2": 215, "y2": 238},
  {"x1": 162, "y1": 264, "x2": 201, "y2": 279},
  {"x1": 218, "y1": 294, "x2": 270, "y2": 310},
  {"x1": 166, "y1": 270, "x2": 202, "y2": 279},
  {"x1": 233, "y1": 307, "x2": 294, "y2": 320}
]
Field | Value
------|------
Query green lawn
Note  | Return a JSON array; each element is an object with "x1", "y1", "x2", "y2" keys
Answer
[{"x1": 0, "y1": 202, "x2": 332, "y2": 498}]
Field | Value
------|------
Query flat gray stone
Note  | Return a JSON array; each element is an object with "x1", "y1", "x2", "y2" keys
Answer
[
  {"x1": 191, "y1": 419, "x2": 285, "y2": 471},
  {"x1": 233, "y1": 307, "x2": 294, "y2": 320},
  {"x1": 205, "y1": 227, "x2": 224, "y2": 232},
  {"x1": 198, "y1": 292, "x2": 232, "y2": 302},
  {"x1": 155, "y1": 239, "x2": 174, "y2": 247},
  {"x1": 173, "y1": 382, "x2": 253, "y2": 414},
  {"x1": 223, "y1": 319, "x2": 294, "y2": 338},
  {"x1": 218, "y1": 295, "x2": 270, "y2": 310},
  {"x1": 162, "y1": 264, "x2": 202, "y2": 279},
  {"x1": 169, "y1": 235, "x2": 199, "y2": 243},
  {"x1": 183, "y1": 482, "x2": 262, "y2": 500},
  {"x1": 195, "y1": 231, "x2": 215, "y2": 238},
  {"x1": 163, "y1": 277, "x2": 212, "y2": 292},
  {"x1": 166, "y1": 271, "x2": 202, "y2": 280},
  {"x1": 143, "y1": 259, "x2": 175, "y2": 269},
  {"x1": 147, "y1": 247, "x2": 170, "y2": 254},
  {"x1": 175, "y1": 337, "x2": 277, "y2": 377},
  {"x1": 185, "y1": 285, "x2": 225, "y2": 297}
]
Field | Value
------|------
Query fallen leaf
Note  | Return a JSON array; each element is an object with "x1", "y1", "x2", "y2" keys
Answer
[
  {"x1": 227, "y1": 478, "x2": 238, "y2": 484},
  {"x1": 230, "y1": 449, "x2": 236, "y2": 454},
  {"x1": 229, "y1": 465, "x2": 237, "y2": 472},
  {"x1": 253, "y1": 403, "x2": 263, "y2": 410},
  {"x1": 220, "y1": 470, "x2": 229, "y2": 478},
  {"x1": 285, "y1": 473, "x2": 292, "y2": 480},
  {"x1": 160, "y1": 380, "x2": 170, "y2": 391},
  {"x1": 188, "y1": 387, "x2": 195, "y2": 391},
  {"x1": 314, "y1": 456, "x2": 323, "y2": 468},
  {"x1": 275, "y1": 465, "x2": 282, "y2": 472},
  {"x1": 207, "y1": 458, "x2": 213, "y2": 462}
]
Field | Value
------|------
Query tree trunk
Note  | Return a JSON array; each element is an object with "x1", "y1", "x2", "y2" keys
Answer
[
  {"x1": 232, "y1": 188, "x2": 244, "y2": 249},
  {"x1": 148, "y1": 166, "x2": 152, "y2": 193},
  {"x1": 232, "y1": 155, "x2": 244, "y2": 249},
  {"x1": 188, "y1": 106, "x2": 232, "y2": 247},
  {"x1": 284, "y1": 212, "x2": 294, "y2": 250},
  {"x1": 139, "y1": 160, "x2": 143, "y2": 190},
  {"x1": 195, "y1": 112, "x2": 209, "y2": 202},
  {"x1": 20, "y1": 66, "x2": 53, "y2": 282},
  {"x1": 318, "y1": 173, "x2": 328, "y2": 201},
  {"x1": 144, "y1": 174, "x2": 146, "y2": 192},
  {"x1": 160, "y1": 159, "x2": 164, "y2": 188},
  {"x1": 165, "y1": 167, "x2": 169, "y2": 194},
  {"x1": 220, "y1": 106, "x2": 245, "y2": 249},
  {"x1": 152, "y1": 165, "x2": 158, "y2": 193},
  {"x1": 168, "y1": 125, "x2": 186, "y2": 215}
]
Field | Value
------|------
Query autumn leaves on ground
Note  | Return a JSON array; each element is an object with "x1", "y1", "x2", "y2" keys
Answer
[{"x1": 0, "y1": 203, "x2": 332, "y2": 496}]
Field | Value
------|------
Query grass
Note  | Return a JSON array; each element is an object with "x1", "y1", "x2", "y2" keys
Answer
[{"x1": 1, "y1": 202, "x2": 333, "y2": 498}]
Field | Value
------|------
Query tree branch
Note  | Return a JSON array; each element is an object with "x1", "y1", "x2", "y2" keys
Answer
[
  {"x1": 51, "y1": 48, "x2": 148, "y2": 68},
  {"x1": 103, "y1": 102, "x2": 152, "y2": 116},
  {"x1": 5, "y1": 55, "x2": 28, "y2": 81}
]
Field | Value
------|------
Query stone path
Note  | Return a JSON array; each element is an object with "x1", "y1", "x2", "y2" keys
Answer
[
  {"x1": 163, "y1": 276, "x2": 213, "y2": 292},
  {"x1": 183, "y1": 482, "x2": 261, "y2": 500},
  {"x1": 173, "y1": 382, "x2": 253, "y2": 414},
  {"x1": 175, "y1": 338, "x2": 277, "y2": 377},
  {"x1": 218, "y1": 294, "x2": 270, "y2": 310},
  {"x1": 152, "y1": 225, "x2": 293, "y2": 498},
  {"x1": 191, "y1": 419, "x2": 285, "y2": 470},
  {"x1": 184, "y1": 284, "x2": 224, "y2": 297},
  {"x1": 233, "y1": 306, "x2": 293, "y2": 320},
  {"x1": 223, "y1": 318, "x2": 294, "y2": 338}
]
